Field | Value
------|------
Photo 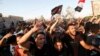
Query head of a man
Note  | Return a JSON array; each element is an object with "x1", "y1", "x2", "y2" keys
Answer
[
  {"x1": 54, "y1": 39, "x2": 63, "y2": 51},
  {"x1": 66, "y1": 23, "x2": 76, "y2": 36},
  {"x1": 34, "y1": 32, "x2": 46, "y2": 49}
]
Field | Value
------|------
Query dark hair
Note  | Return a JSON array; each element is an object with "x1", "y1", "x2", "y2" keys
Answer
[
  {"x1": 34, "y1": 32, "x2": 45, "y2": 39},
  {"x1": 84, "y1": 22, "x2": 92, "y2": 33},
  {"x1": 66, "y1": 23, "x2": 75, "y2": 31},
  {"x1": 90, "y1": 24, "x2": 99, "y2": 34},
  {"x1": 53, "y1": 38, "x2": 65, "y2": 49},
  {"x1": 6, "y1": 35, "x2": 16, "y2": 44},
  {"x1": 53, "y1": 38, "x2": 62, "y2": 44}
]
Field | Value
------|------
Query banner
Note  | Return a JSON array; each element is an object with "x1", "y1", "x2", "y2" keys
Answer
[
  {"x1": 51, "y1": 5, "x2": 63, "y2": 16},
  {"x1": 75, "y1": 0, "x2": 85, "y2": 12}
]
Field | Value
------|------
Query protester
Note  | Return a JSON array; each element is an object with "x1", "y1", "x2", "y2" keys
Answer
[{"x1": 0, "y1": 14, "x2": 100, "y2": 56}]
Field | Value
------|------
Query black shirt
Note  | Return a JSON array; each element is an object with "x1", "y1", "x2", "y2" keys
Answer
[
  {"x1": 62, "y1": 33, "x2": 88, "y2": 56},
  {"x1": 29, "y1": 43, "x2": 53, "y2": 56}
]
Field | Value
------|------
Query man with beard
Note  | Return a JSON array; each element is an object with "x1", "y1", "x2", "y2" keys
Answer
[
  {"x1": 62, "y1": 23, "x2": 96, "y2": 56},
  {"x1": 17, "y1": 22, "x2": 53, "y2": 56}
]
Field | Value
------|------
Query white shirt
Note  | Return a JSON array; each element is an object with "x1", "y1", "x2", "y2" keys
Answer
[{"x1": 10, "y1": 45, "x2": 15, "y2": 56}]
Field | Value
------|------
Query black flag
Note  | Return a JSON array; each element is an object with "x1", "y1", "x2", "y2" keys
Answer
[
  {"x1": 75, "y1": 6, "x2": 83, "y2": 12},
  {"x1": 75, "y1": 0, "x2": 85, "y2": 12},
  {"x1": 51, "y1": 5, "x2": 63, "y2": 16}
]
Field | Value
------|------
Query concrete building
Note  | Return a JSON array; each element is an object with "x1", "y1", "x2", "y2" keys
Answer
[
  {"x1": 0, "y1": 13, "x2": 23, "y2": 34},
  {"x1": 3, "y1": 15, "x2": 23, "y2": 29}
]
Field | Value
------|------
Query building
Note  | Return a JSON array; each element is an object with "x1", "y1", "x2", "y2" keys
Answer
[
  {"x1": 0, "y1": 13, "x2": 23, "y2": 34},
  {"x1": 91, "y1": 0, "x2": 100, "y2": 16}
]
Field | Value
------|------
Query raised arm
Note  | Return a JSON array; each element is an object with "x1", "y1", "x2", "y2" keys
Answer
[
  {"x1": 0, "y1": 32, "x2": 13, "y2": 46},
  {"x1": 94, "y1": 18, "x2": 100, "y2": 24},
  {"x1": 18, "y1": 22, "x2": 42, "y2": 46},
  {"x1": 49, "y1": 15, "x2": 61, "y2": 34},
  {"x1": 80, "y1": 40, "x2": 94, "y2": 50},
  {"x1": 45, "y1": 23, "x2": 51, "y2": 32},
  {"x1": 49, "y1": 19, "x2": 59, "y2": 34},
  {"x1": 89, "y1": 16, "x2": 96, "y2": 22},
  {"x1": 76, "y1": 18, "x2": 82, "y2": 28}
]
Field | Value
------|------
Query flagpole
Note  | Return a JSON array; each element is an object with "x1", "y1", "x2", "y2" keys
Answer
[{"x1": 91, "y1": 1, "x2": 94, "y2": 16}]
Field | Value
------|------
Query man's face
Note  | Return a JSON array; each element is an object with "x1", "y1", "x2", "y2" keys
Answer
[
  {"x1": 68, "y1": 25, "x2": 76, "y2": 36},
  {"x1": 35, "y1": 34, "x2": 45, "y2": 46},
  {"x1": 54, "y1": 42, "x2": 63, "y2": 51}
]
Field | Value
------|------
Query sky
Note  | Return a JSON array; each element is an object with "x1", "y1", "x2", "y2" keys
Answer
[{"x1": 0, "y1": 0, "x2": 92, "y2": 20}]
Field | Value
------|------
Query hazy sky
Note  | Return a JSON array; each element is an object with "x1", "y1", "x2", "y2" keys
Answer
[{"x1": 0, "y1": 0, "x2": 92, "y2": 20}]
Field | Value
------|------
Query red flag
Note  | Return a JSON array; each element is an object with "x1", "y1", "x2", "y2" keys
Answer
[
  {"x1": 79, "y1": 0, "x2": 85, "y2": 3},
  {"x1": 75, "y1": 0, "x2": 86, "y2": 12}
]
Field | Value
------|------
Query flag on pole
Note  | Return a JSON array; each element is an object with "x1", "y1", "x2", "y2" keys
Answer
[
  {"x1": 78, "y1": 0, "x2": 85, "y2": 3},
  {"x1": 51, "y1": 5, "x2": 63, "y2": 16},
  {"x1": 75, "y1": 0, "x2": 85, "y2": 12}
]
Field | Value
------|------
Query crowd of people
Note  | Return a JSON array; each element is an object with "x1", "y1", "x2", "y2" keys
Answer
[{"x1": 0, "y1": 14, "x2": 100, "y2": 56}]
